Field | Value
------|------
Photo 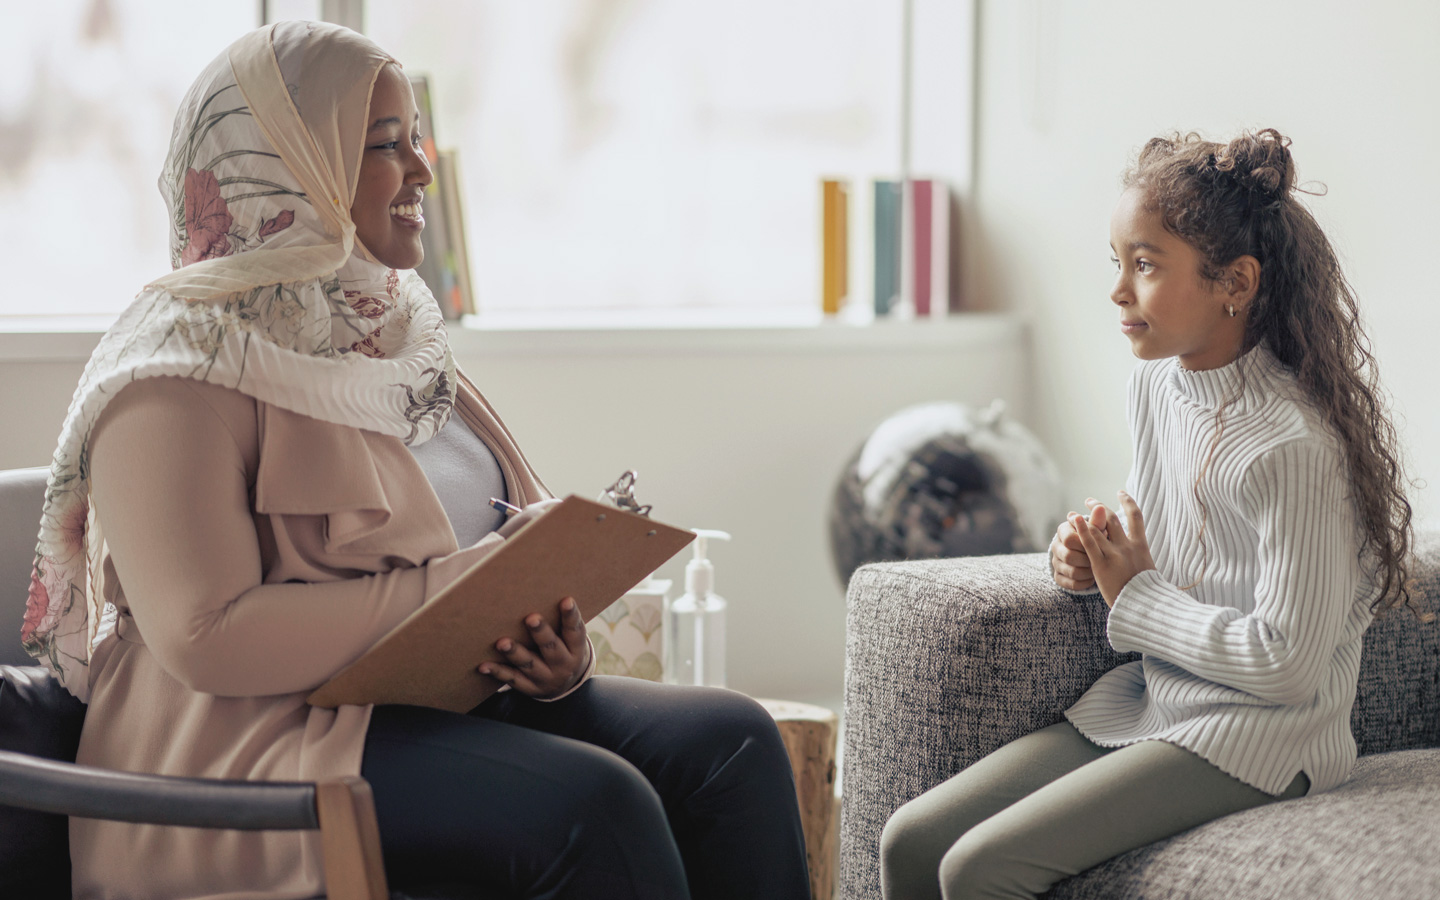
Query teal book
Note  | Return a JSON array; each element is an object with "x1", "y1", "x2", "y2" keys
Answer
[{"x1": 873, "y1": 180, "x2": 901, "y2": 315}]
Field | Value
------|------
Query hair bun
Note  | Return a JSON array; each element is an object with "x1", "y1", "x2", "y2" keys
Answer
[{"x1": 1213, "y1": 128, "x2": 1294, "y2": 202}]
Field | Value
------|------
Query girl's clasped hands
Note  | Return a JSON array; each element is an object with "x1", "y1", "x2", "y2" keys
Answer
[{"x1": 1051, "y1": 490, "x2": 1156, "y2": 608}]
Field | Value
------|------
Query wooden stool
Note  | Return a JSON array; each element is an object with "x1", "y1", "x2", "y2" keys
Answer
[{"x1": 758, "y1": 698, "x2": 839, "y2": 900}]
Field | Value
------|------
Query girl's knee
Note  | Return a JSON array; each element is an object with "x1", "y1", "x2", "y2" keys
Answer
[
  {"x1": 880, "y1": 798, "x2": 955, "y2": 898},
  {"x1": 879, "y1": 797, "x2": 926, "y2": 868},
  {"x1": 938, "y1": 833, "x2": 1020, "y2": 900}
]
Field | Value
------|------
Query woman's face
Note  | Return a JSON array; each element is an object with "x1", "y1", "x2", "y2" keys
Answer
[
  {"x1": 350, "y1": 64, "x2": 432, "y2": 269},
  {"x1": 1108, "y1": 187, "x2": 1246, "y2": 371}
]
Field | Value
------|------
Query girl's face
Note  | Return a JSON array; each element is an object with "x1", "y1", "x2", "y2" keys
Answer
[
  {"x1": 350, "y1": 64, "x2": 432, "y2": 269},
  {"x1": 1108, "y1": 187, "x2": 1247, "y2": 371}
]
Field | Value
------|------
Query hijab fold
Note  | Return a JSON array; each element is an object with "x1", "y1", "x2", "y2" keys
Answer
[{"x1": 23, "y1": 21, "x2": 456, "y2": 700}]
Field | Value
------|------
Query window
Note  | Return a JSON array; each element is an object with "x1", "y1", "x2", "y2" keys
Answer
[
  {"x1": 369, "y1": 0, "x2": 904, "y2": 317},
  {"x1": 3, "y1": 0, "x2": 972, "y2": 323},
  {"x1": 0, "y1": 0, "x2": 257, "y2": 319}
]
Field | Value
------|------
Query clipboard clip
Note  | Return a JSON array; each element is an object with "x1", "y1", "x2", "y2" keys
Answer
[{"x1": 598, "y1": 470, "x2": 652, "y2": 518}]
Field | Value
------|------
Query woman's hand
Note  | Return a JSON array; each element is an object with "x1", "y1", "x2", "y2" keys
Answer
[
  {"x1": 479, "y1": 596, "x2": 592, "y2": 699},
  {"x1": 1051, "y1": 499, "x2": 1109, "y2": 592},
  {"x1": 496, "y1": 498, "x2": 563, "y2": 539},
  {"x1": 1070, "y1": 490, "x2": 1156, "y2": 608}
]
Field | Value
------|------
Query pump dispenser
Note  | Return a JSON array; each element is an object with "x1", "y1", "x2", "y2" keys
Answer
[{"x1": 664, "y1": 529, "x2": 731, "y2": 687}]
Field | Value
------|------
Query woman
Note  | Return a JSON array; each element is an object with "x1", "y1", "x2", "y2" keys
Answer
[{"x1": 24, "y1": 21, "x2": 809, "y2": 900}]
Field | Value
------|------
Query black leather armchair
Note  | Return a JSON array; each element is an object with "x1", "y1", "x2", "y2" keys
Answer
[{"x1": 0, "y1": 466, "x2": 430, "y2": 899}]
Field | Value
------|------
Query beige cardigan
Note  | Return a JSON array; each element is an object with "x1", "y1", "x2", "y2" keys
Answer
[{"x1": 73, "y1": 368, "x2": 553, "y2": 900}]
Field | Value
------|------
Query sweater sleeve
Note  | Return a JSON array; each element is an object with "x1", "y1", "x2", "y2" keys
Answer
[
  {"x1": 1105, "y1": 438, "x2": 1362, "y2": 706},
  {"x1": 89, "y1": 377, "x2": 506, "y2": 698},
  {"x1": 1055, "y1": 367, "x2": 1150, "y2": 599}
]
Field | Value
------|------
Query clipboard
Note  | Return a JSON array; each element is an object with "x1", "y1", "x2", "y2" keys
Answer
[{"x1": 307, "y1": 495, "x2": 695, "y2": 712}]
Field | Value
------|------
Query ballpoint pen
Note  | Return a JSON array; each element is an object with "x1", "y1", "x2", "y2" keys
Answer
[{"x1": 488, "y1": 498, "x2": 522, "y2": 517}]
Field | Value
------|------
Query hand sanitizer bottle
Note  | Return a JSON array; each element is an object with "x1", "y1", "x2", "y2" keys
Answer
[{"x1": 664, "y1": 529, "x2": 731, "y2": 688}]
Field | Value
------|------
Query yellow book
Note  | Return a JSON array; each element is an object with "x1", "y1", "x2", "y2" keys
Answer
[{"x1": 822, "y1": 179, "x2": 849, "y2": 314}]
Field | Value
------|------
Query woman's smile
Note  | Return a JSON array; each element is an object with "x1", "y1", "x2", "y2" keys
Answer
[{"x1": 388, "y1": 199, "x2": 424, "y2": 228}]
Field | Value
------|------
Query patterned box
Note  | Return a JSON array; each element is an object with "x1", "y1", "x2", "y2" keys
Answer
[{"x1": 588, "y1": 577, "x2": 670, "y2": 682}]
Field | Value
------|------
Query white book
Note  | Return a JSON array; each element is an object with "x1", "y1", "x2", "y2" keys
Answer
[
  {"x1": 930, "y1": 180, "x2": 950, "y2": 319},
  {"x1": 893, "y1": 179, "x2": 917, "y2": 320}
]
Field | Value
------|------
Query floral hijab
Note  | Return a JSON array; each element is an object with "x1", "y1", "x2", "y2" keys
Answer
[{"x1": 23, "y1": 21, "x2": 455, "y2": 700}]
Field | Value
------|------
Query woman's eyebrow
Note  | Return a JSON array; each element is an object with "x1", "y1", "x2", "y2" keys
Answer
[{"x1": 368, "y1": 116, "x2": 403, "y2": 132}]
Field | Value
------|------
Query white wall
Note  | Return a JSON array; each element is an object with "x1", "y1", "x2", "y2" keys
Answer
[
  {"x1": 0, "y1": 317, "x2": 1028, "y2": 708},
  {"x1": 970, "y1": 0, "x2": 1440, "y2": 525}
]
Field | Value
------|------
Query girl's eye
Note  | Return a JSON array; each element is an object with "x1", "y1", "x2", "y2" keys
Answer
[
  {"x1": 412, "y1": 133, "x2": 424, "y2": 148},
  {"x1": 1109, "y1": 256, "x2": 1121, "y2": 271},
  {"x1": 1136, "y1": 260, "x2": 1155, "y2": 274}
]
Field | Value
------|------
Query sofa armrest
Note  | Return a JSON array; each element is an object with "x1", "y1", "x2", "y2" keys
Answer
[{"x1": 839, "y1": 552, "x2": 1136, "y2": 900}]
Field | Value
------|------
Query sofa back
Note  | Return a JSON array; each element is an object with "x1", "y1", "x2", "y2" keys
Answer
[
  {"x1": 0, "y1": 468, "x2": 46, "y2": 667},
  {"x1": 1351, "y1": 531, "x2": 1440, "y2": 755}
]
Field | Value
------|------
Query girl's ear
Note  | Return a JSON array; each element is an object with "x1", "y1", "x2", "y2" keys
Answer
[{"x1": 1226, "y1": 255, "x2": 1261, "y2": 306}]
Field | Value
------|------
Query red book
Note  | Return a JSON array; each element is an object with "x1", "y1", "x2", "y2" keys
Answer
[{"x1": 911, "y1": 179, "x2": 933, "y2": 316}]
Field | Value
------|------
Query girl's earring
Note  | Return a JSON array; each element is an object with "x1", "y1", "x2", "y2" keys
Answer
[{"x1": 1226, "y1": 304, "x2": 1237, "y2": 318}]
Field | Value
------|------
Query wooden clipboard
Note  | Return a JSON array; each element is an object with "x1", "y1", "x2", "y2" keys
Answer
[{"x1": 307, "y1": 495, "x2": 695, "y2": 713}]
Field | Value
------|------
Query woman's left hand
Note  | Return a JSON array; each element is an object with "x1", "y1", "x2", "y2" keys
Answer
[
  {"x1": 1070, "y1": 490, "x2": 1157, "y2": 609},
  {"x1": 479, "y1": 596, "x2": 592, "y2": 699}
]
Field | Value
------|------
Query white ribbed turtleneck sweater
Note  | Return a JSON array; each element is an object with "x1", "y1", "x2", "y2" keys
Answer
[{"x1": 1063, "y1": 344, "x2": 1378, "y2": 795}]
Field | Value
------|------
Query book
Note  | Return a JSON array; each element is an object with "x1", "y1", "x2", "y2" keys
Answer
[
  {"x1": 928, "y1": 179, "x2": 952, "y2": 317},
  {"x1": 408, "y1": 75, "x2": 462, "y2": 319},
  {"x1": 910, "y1": 180, "x2": 952, "y2": 318},
  {"x1": 872, "y1": 180, "x2": 901, "y2": 316},
  {"x1": 436, "y1": 151, "x2": 476, "y2": 316},
  {"x1": 308, "y1": 496, "x2": 696, "y2": 713},
  {"x1": 911, "y1": 179, "x2": 933, "y2": 316},
  {"x1": 821, "y1": 179, "x2": 849, "y2": 315}
]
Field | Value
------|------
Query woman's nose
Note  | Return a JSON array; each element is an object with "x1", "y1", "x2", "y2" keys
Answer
[
  {"x1": 1110, "y1": 278, "x2": 1129, "y2": 306},
  {"x1": 408, "y1": 145, "x2": 434, "y2": 187}
]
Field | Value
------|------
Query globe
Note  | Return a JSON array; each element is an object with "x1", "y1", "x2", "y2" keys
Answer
[{"x1": 828, "y1": 400, "x2": 1064, "y2": 585}]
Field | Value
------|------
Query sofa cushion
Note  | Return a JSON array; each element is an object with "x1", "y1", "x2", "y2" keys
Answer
[
  {"x1": 0, "y1": 664, "x2": 88, "y2": 899},
  {"x1": 1047, "y1": 749, "x2": 1440, "y2": 900}
]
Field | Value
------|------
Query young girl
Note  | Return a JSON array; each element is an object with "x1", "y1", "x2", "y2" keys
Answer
[{"x1": 878, "y1": 128, "x2": 1418, "y2": 900}]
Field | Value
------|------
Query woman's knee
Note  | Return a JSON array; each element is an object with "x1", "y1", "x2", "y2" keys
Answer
[
  {"x1": 671, "y1": 688, "x2": 790, "y2": 773},
  {"x1": 563, "y1": 742, "x2": 668, "y2": 831},
  {"x1": 696, "y1": 688, "x2": 783, "y2": 742}
]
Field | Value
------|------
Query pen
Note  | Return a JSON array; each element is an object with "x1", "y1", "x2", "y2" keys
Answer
[{"x1": 489, "y1": 498, "x2": 522, "y2": 517}]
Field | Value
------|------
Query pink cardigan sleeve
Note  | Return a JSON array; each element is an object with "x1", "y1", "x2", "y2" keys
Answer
[{"x1": 89, "y1": 376, "x2": 504, "y2": 698}]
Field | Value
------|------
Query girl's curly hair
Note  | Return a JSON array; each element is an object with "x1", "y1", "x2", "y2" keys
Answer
[{"x1": 1125, "y1": 128, "x2": 1421, "y2": 617}]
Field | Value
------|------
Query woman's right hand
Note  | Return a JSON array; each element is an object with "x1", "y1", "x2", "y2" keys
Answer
[
  {"x1": 496, "y1": 498, "x2": 563, "y2": 539},
  {"x1": 1050, "y1": 499, "x2": 1109, "y2": 592}
]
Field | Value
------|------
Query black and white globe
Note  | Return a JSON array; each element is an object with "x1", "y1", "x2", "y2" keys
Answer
[{"x1": 828, "y1": 400, "x2": 1064, "y2": 585}]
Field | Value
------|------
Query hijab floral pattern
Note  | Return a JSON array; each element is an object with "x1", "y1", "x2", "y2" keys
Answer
[{"x1": 23, "y1": 22, "x2": 456, "y2": 699}]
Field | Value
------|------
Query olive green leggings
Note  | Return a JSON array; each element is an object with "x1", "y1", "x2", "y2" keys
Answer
[{"x1": 879, "y1": 722, "x2": 1309, "y2": 900}]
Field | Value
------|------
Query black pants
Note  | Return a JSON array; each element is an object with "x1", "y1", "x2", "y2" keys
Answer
[{"x1": 361, "y1": 676, "x2": 812, "y2": 899}]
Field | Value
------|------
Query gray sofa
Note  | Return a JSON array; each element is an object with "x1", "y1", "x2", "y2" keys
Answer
[{"x1": 841, "y1": 538, "x2": 1440, "y2": 900}]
